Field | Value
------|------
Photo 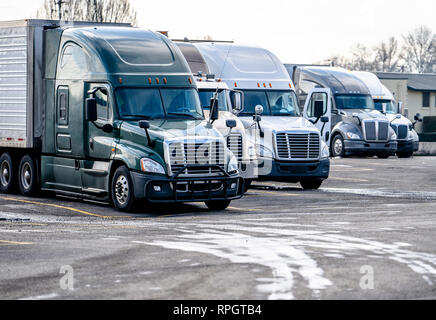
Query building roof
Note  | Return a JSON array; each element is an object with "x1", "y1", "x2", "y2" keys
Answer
[{"x1": 376, "y1": 72, "x2": 436, "y2": 92}]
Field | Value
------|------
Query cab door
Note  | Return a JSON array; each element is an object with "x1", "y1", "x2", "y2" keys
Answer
[
  {"x1": 303, "y1": 88, "x2": 332, "y2": 145},
  {"x1": 80, "y1": 83, "x2": 116, "y2": 197}
]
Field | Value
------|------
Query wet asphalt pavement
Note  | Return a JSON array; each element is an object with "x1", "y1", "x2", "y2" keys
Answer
[{"x1": 1, "y1": 156, "x2": 436, "y2": 300}]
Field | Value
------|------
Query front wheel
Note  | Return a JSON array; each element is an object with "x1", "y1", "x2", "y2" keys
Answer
[
  {"x1": 331, "y1": 135, "x2": 345, "y2": 157},
  {"x1": 397, "y1": 152, "x2": 413, "y2": 158},
  {"x1": 111, "y1": 166, "x2": 135, "y2": 212},
  {"x1": 0, "y1": 153, "x2": 16, "y2": 193},
  {"x1": 205, "y1": 200, "x2": 231, "y2": 211},
  {"x1": 377, "y1": 154, "x2": 390, "y2": 159},
  {"x1": 300, "y1": 179, "x2": 323, "y2": 190},
  {"x1": 18, "y1": 155, "x2": 39, "y2": 196}
]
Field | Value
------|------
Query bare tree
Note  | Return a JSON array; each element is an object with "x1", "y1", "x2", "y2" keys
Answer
[
  {"x1": 374, "y1": 37, "x2": 400, "y2": 72},
  {"x1": 37, "y1": 0, "x2": 137, "y2": 26},
  {"x1": 348, "y1": 43, "x2": 376, "y2": 71},
  {"x1": 400, "y1": 26, "x2": 435, "y2": 73}
]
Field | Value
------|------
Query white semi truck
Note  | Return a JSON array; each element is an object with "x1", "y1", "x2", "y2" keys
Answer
[
  {"x1": 183, "y1": 42, "x2": 330, "y2": 189},
  {"x1": 176, "y1": 42, "x2": 258, "y2": 187},
  {"x1": 352, "y1": 71, "x2": 420, "y2": 158}
]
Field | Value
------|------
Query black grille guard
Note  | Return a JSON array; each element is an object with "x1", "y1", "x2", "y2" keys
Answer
[{"x1": 144, "y1": 164, "x2": 245, "y2": 203}]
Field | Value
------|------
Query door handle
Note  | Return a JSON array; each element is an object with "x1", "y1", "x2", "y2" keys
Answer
[{"x1": 89, "y1": 138, "x2": 94, "y2": 151}]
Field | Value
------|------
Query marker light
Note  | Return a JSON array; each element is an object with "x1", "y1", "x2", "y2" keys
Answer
[
  {"x1": 234, "y1": 82, "x2": 238, "y2": 87},
  {"x1": 257, "y1": 83, "x2": 260, "y2": 88},
  {"x1": 156, "y1": 78, "x2": 160, "y2": 84},
  {"x1": 269, "y1": 83, "x2": 272, "y2": 88},
  {"x1": 163, "y1": 78, "x2": 167, "y2": 84},
  {"x1": 118, "y1": 77, "x2": 123, "y2": 84},
  {"x1": 188, "y1": 78, "x2": 192, "y2": 84},
  {"x1": 148, "y1": 78, "x2": 152, "y2": 84},
  {"x1": 263, "y1": 83, "x2": 266, "y2": 88}
]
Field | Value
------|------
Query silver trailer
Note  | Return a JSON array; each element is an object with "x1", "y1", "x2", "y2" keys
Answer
[{"x1": 0, "y1": 20, "x2": 47, "y2": 148}]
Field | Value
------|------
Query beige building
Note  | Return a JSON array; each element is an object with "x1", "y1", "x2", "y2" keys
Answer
[{"x1": 376, "y1": 72, "x2": 436, "y2": 134}]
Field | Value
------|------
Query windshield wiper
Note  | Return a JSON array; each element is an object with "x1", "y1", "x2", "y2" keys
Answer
[
  {"x1": 123, "y1": 115, "x2": 156, "y2": 120},
  {"x1": 167, "y1": 112, "x2": 202, "y2": 120}
]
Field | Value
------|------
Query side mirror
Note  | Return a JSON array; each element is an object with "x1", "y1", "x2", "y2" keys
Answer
[
  {"x1": 398, "y1": 101, "x2": 403, "y2": 114},
  {"x1": 139, "y1": 120, "x2": 150, "y2": 129},
  {"x1": 85, "y1": 98, "x2": 97, "y2": 122},
  {"x1": 255, "y1": 105, "x2": 264, "y2": 115},
  {"x1": 414, "y1": 113, "x2": 423, "y2": 122},
  {"x1": 230, "y1": 91, "x2": 243, "y2": 112},
  {"x1": 210, "y1": 98, "x2": 219, "y2": 122},
  {"x1": 321, "y1": 116, "x2": 329, "y2": 123},
  {"x1": 102, "y1": 124, "x2": 113, "y2": 133},
  {"x1": 226, "y1": 120, "x2": 237, "y2": 128},
  {"x1": 139, "y1": 120, "x2": 154, "y2": 147},
  {"x1": 314, "y1": 100, "x2": 325, "y2": 119}
]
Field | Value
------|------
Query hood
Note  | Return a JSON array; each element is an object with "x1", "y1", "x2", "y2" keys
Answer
[
  {"x1": 386, "y1": 114, "x2": 412, "y2": 126},
  {"x1": 340, "y1": 109, "x2": 389, "y2": 123},
  {"x1": 238, "y1": 116, "x2": 319, "y2": 133},
  {"x1": 121, "y1": 119, "x2": 224, "y2": 143}
]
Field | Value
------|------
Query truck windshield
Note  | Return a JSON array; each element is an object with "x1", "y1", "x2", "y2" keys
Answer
[
  {"x1": 335, "y1": 94, "x2": 375, "y2": 110},
  {"x1": 374, "y1": 99, "x2": 397, "y2": 114},
  {"x1": 239, "y1": 90, "x2": 300, "y2": 116},
  {"x1": 198, "y1": 89, "x2": 228, "y2": 112},
  {"x1": 116, "y1": 88, "x2": 204, "y2": 120}
]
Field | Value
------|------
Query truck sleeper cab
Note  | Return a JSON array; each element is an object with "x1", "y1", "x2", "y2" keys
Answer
[
  {"x1": 0, "y1": 20, "x2": 243, "y2": 212},
  {"x1": 190, "y1": 43, "x2": 330, "y2": 189},
  {"x1": 175, "y1": 41, "x2": 258, "y2": 186},
  {"x1": 352, "y1": 71, "x2": 419, "y2": 158},
  {"x1": 290, "y1": 66, "x2": 398, "y2": 158}
]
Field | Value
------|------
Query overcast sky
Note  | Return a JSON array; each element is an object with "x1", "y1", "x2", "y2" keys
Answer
[{"x1": 1, "y1": 0, "x2": 435, "y2": 63}]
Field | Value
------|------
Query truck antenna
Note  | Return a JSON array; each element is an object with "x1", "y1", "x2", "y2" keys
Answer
[{"x1": 209, "y1": 43, "x2": 234, "y2": 125}]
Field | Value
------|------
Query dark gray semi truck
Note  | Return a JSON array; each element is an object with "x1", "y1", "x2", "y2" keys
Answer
[{"x1": 288, "y1": 66, "x2": 398, "y2": 158}]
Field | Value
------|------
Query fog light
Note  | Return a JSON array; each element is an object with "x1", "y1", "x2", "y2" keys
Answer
[
  {"x1": 153, "y1": 185, "x2": 162, "y2": 192},
  {"x1": 231, "y1": 183, "x2": 237, "y2": 189}
]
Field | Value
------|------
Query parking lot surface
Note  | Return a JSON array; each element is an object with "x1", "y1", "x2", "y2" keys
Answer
[{"x1": 1, "y1": 156, "x2": 436, "y2": 300}]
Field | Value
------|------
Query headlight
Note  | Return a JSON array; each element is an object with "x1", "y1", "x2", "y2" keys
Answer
[
  {"x1": 321, "y1": 142, "x2": 330, "y2": 159},
  {"x1": 346, "y1": 132, "x2": 360, "y2": 140},
  {"x1": 227, "y1": 153, "x2": 239, "y2": 174},
  {"x1": 140, "y1": 158, "x2": 166, "y2": 175}
]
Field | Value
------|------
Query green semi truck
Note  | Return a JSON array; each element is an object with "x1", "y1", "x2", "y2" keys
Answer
[{"x1": 0, "y1": 20, "x2": 243, "y2": 211}]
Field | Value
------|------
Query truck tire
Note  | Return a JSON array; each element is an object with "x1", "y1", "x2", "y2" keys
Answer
[
  {"x1": 377, "y1": 154, "x2": 390, "y2": 159},
  {"x1": 205, "y1": 200, "x2": 231, "y2": 211},
  {"x1": 331, "y1": 134, "x2": 345, "y2": 158},
  {"x1": 397, "y1": 152, "x2": 413, "y2": 158},
  {"x1": 0, "y1": 153, "x2": 16, "y2": 193},
  {"x1": 18, "y1": 155, "x2": 39, "y2": 196},
  {"x1": 111, "y1": 166, "x2": 135, "y2": 212},
  {"x1": 300, "y1": 179, "x2": 323, "y2": 190},
  {"x1": 244, "y1": 179, "x2": 252, "y2": 192}
]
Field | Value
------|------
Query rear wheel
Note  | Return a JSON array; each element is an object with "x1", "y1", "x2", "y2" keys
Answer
[
  {"x1": 331, "y1": 135, "x2": 345, "y2": 157},
  {"x1": 205, "y1": 200, "x2": 231, "y2": 211},
  {"x1": 301, "y1": 179, "x2": 323, "y2": 190},
  {"x1": 18, "y1": 155, "x2": 39, "y2": 196},
  {"x1": 243, "y1": 179, "x2": 252, "y2": 192},
  {"x1": 0, "y1": 153, "x2": 16, "y2": 193},
  {"x1": 111, "y1": 166, "x2": 135, "y2": 212},
  {"x1": 397, "y1": 152, "x2": 413, "y2": 158},
  {"x1": 377, "y1": 154, "x2": 390, "y2": 159}
]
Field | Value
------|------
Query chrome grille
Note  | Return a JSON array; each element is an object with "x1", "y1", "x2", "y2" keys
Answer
[
  {"x1": 392, "y1": 124, "x2": 408, "y2": 140},
  {"x1": 227, "y1": 133, "x2": 243, "y2": 162},
  {"x1": 363, "y1": 120, "x2": 389, "y2": 142},
  {"x1": 275, "y1": 132, "x2": 320, "y2": 160},
  {"x1": 168, "y1": 140, "x2": 225, "y2": 176}
]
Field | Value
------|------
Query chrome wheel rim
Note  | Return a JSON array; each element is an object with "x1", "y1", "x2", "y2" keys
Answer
[
  {"x1": 115, "y1": 175, "x2": 129, "y2": 205},
  {"x1": 1, "y1": 160, "x2": 10, "y2": 187},
  {"x1": 21, "y1": 162, "x2": 32, "y2": 190},
  {"x1": 333, "y1": 138, "x2": 343, "y2": 156}
]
